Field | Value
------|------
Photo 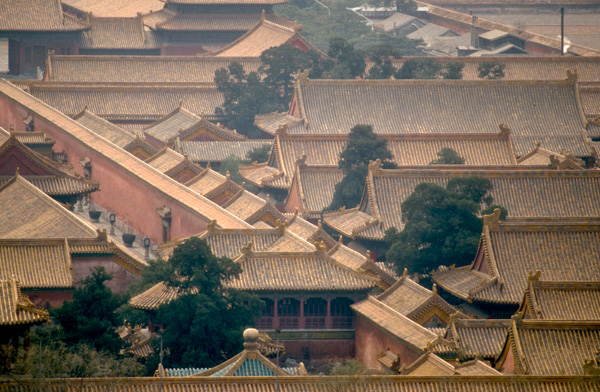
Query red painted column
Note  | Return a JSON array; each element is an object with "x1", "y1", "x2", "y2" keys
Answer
[
  {"x1": 325, "y1": 297, "x2": 332, "y2": 329},
  {"x1": 273, "y1": 297, "x2": 279, "y2": 329},
  {"x1": 298, "y1": 297, "x2": 305, "y2": 329}
]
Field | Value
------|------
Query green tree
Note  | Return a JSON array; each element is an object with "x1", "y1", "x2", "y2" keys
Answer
[
  {"x1": 244, "y1": 143, "x2": 272, "y2": 164},
  {"x1": 477, "y1": 61, "x2": 506, "y2": 79},
  {"x1": 385, "y1": 177, "x2": 505, "y2": 274},
  {"x1": 327, "y1": 125, "x2": 397, "y2": 211},
  {"x1": 327, "y1": 37, "x2": 366, "y2": 78},
  {"x1": 430, "y1": 148, "x2": 465, "y2": 165},
  {"x1": 365, "y1": 44, "x2": 401, "y2": 80},
  {"x1": 52, "y1": 267, "x2": 124, "y2": 354},
  {"x1": 152, "y1": 237, "x2": 262, "y2": 369},
  {"x1": 396, "y1": 58, "x2": 463, "y2": 80}
]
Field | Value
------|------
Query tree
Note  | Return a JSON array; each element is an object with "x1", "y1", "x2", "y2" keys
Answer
[
  {"x1": 244, "y1": 144, "x2": 272, "y2": 164},
  {"x1": 385, "y1": 177, "x2": 506, "y2": 274},
  {"x1": 365, "y1": 44, "x2": 401, "y2": 80},
  {"x1": 214, "y1": 62, "x2": 272, "y2": 137},
  {"x1": 52, "y1": 267, "x2": 124, "y2": 354},
  {"x1": 152, "y1": 237, "x2": 262, "y2": 369},
  {"x1": 396, "y1": 58, "x2": 464, "y2": 80},
  {"x1": 327, "y1": 125, "x2": 397, "y2": 211},
  {"x1": 327, "y1": 37, "x2": 366, "y2": 78},
  {"x1": 477, "y1": 61, "x2": 505, "y2": 80},
  {"x1": 430, "y1": 148, "x2": 465, "y2": 165}
]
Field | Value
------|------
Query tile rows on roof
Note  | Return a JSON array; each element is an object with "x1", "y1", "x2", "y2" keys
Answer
[
  {"x1": 294, "y1": 78, "x2": 589, "y2": 157},
  {"x1": 325, "y1": 167, "x2": 600, "y2": 241},
  {"x1": 519, "y1": 272, "x2": 600, "y2": 321},
  {"x1": 436, "y1": 318, "x2": 511, "y2": 360},
  {"x1": 433, "y1": 219, "x2": 600, "y2": 305},
  {"x1": 0, "y1": 278, "x2": 49, "y2": 326},
  {"x1": 0, "y1": 79, "x2": 251, "y2": 229},
  {"x1": 74, "y1": 108, "x2": 138, "y2": 148},
  {"x1": 78, "y1": 16, "x2": 160, "y2": 49},
  {"x1": 179, "y1": 140, "x2": 272, "y2": 163},
  {"x1": 0, "y1": 0, "x2": 89, "y2": 32},
  {"x1": 45, "y1": 54, "x2": 262, "y2": 84},
  {"x1": 62, "y1": 0, "x2": 164, "y2": 17}
]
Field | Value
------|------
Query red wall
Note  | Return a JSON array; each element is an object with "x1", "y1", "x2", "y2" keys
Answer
[
  {"x1": 71, "y1": 256, "x2": 139, "y2": 295},
  {"x1": 0, "y1": 93, "x2": 211, "y2": 244},
  {"x1": 25, "y1": 290, "x2": 73, "y2": 309},
  {"x1": 283, "y1": 339, "x2": 355, "y2": 362},
  {"x1": 354, "y1": 316, "x2": 422, "y2": 370}
]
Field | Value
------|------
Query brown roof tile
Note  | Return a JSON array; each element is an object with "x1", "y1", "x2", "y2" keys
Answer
[
  {"x1": 167, "y1": 0, "x2": 286, "y2": 4},
  {"x1": 0, "y1": 278, "x2": 49, "y2": 325},
  {"x1": 433, "y1": 219, "x2": 600, "y2": 305},
  {"x1": 294, "y1": 78, "x2": 589, "y2": 156},
  {"x1": 517, "y1": 144, "x2": 585, "y2": 168},
  {"x1": 185, "y1": 168, "x2": 229, "y2": 195},
  {"x1": 400, "y1": 352, "x2": 456, "y2": 376},
  {"x1": 0, "y1": 0, "x2": 89, "y2": 32},
  {"x1": 74, "y1": 108, "x2": 138, "y2": 148},
  {"x1": 0, "y1": 175, "x2": 98, "y2": 239},
  {"x1": 0, "y1": 239, "x2": 74, "y2": 289},
  {"x1": 79, "y1": 16, "x2": 160, "y2": 49},
  {"x1": 45, "y1": 54, "x2": 262, "y2": 84},
  {"x1": 145, "y1": 148, "x2": 187, "y2": 173},
  {"x1": 128, "y1": 282, "x2": 192, "y2": 310}
]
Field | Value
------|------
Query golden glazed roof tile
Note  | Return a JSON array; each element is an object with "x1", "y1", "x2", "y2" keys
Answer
[
  {"x1": 78, "y1": 16, "x2": 160, "y2": 50},
  {"x1": 1, "y1": 375, "x2": 599, "y2": 391},
  {"x1": 230, "y1": 251, "x2": 378, "y2": 292},
  {"x1": 0, "y1": 0, "x2": 89, "y2": 32},
  {"x1": 520, "y1": 274, "x2": 600, "y2": 321},
  {"x1": 180, "y1": 140, "x2": 272, "y2": 164},
  {"x1": 400, "y1": 352, "x2": 456, "y2": 376},
  {"x1": 0, "y1": 79, "x2": 251, "y2": 230},
  {"x1": 28, "y1": 82, "x2": 225, "y2": 119},
  {"x1": 294, "y1": 78, "x2": 589, "y2": 156},
  {"x1": 0, "y1": 239, "x2": 74, "y2": 289},
  {"x1": 503, "y1": 319, "x2": 600, "y2": 375},
  {"x1": 62, "y1": 0, "x2": 164, "y2": 17},
  {"x1": 185, "y1": 168, "x2": 229, "y2": 195},
  {"x1": 0, "y1": 278, "x2": 49, "y2": 325},
  {"x1": 352, "y1": 296, "x2": 441, "y2": 351},
  {"x1": 435, "y1": 318, "x2": 511, "y2": 360},
  {"x1": 145, "y1": 148, "x2": 187, "y2": 173},
  {"x1": 74, "y1": 108, "x2": 138, "y2": 148},
  {"x1": 0, "y1": 175, "x2": 98, "y2": 239},
  {"x1": 45, "y1": 54, "x2": 262, "y2": 84}
]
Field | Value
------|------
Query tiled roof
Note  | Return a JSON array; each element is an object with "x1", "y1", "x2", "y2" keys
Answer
[
  {"x1": 501, "y1": 319, "x2": 600, "y2": 375},
  {"x1": 0, "y1": 239, "x2": 74, "y2": 289},
  {"x1": 45, "y1": 54, "x2": 262, "y2": 84},
  {"x1": 325, "y1": 166, "x2": 600, "y2": 241},
  {"x1": 0, "y1": 79, "x2": 252, "y2": 230},
  {"x1": 212, "y1": 18, "x2": 319, "y2": 58},
  {"x1": 0, "y1": 0, "x2": 89, "y2": 32},
  {"x1": 517, "y1": 143, "x2": 585, "y2": 169},
  {"x1": 520, "y1": 273, "x2": 600, "y2": 321},
  {"x1": 185, "y1": 168, "x2": 229, "y2": 196},
  {"x1": 79, "y1": 16, "x2": 161, "y2": 49},
  {"x1": 145, "y1": 148, "x2": 187, "y2": 173},
  {"x1": 265, "y1": 230, "x2": 316, "y2": 253},
  {"x1": 155, "y1": 13, "x2": 296, "y2": 32},
  {"x1": 128, "y1": 282, "x2": 193, "y2": 310},
  {"x1": 290, "y1": 166, "x2": 344, "y2": 219},
  {"x1": 179, "y1": 140, "x2": 272, "y2": 164},
  {"x1": 3, "y1": 131, "x2": 54, "y2": 146},
  {"x1": 580, "y1": 83, "x2": 600, "y2": 117},
  {"x1": 143, "y1": 106, "x2": 202, "y2": 142},
  {"x1": 0, "y1": 134, "x2": 100, "y2": 196},
  {"x1": 230, "y1": 251, "x2": 378, "y2": 292},
  {"x1": 171, "y1": 118, "x2": 247, "y2": 144},
  {"x1": 454, "y1": 360, "x2": 502, "y2": 376},
  {"x1": 351, "y1": 296, "x2": 442, "y2": 352},
  {"x1": 28, "y1": 82, "x2": 225, "y2": 120},
  {"x1": 284, "y1": 214, "x2": 337, "y2": 250},
  {"x1": 74, "y1": 108, "x2": 138, "y2": 148},
  {"x1": 433, "y1": 219, "x2": 600, "y2": 305},
  {"x1": 388, "y1": 56, "x2": 600, "y2": 83},
  {"x1": 294, "y1": 78, "x2": 589, "y2": 156},
  {"x1": 254, "y1": 112, "x2": 305, "y2": 135},
  {"x1": 435, "y1": 318, "x2": 511, "y2": 361},
  {"x1": 0, "y1": 278, "x2": 49, "y2": 325},
  {"x1": 0, "y1": 175, "x2": 98, "y2": 239},
  {"x1": 400, "y1": 352, "x2": 456, "y2": 376},
  {"x1": 185, "y1": 329, "x2": 298, "y2": 377},
  {"x1": 242, "y1": 130, "x2": 517, "y2": 191},
  {"x1": 62, "y1": 0, "x2": 164, "y2": 17},
  {"x1": 376, "y1": 274, "x2": 459, "y2": 322},
  {"x1": 327, "y1": 244, "x2": 396, "y2": 289},
  {"x1": 223, "y1": 192, "x2": 286, "y2": 224},
  {"x1": 1, "y1": 375, "x2": 599, "y2": 391}
]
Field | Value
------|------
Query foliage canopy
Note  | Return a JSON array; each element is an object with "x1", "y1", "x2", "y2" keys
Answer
[{"x1": 430, "y1": 148, "x2": 466, "y2": 165}]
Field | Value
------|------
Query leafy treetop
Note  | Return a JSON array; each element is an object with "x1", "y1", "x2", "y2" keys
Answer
[
  {"x1": 430, "y1": 148, "x2": 466, "y2": 165},
  {"x1": 477, "y1": 61, "x2": 506, "y2": 80}
]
